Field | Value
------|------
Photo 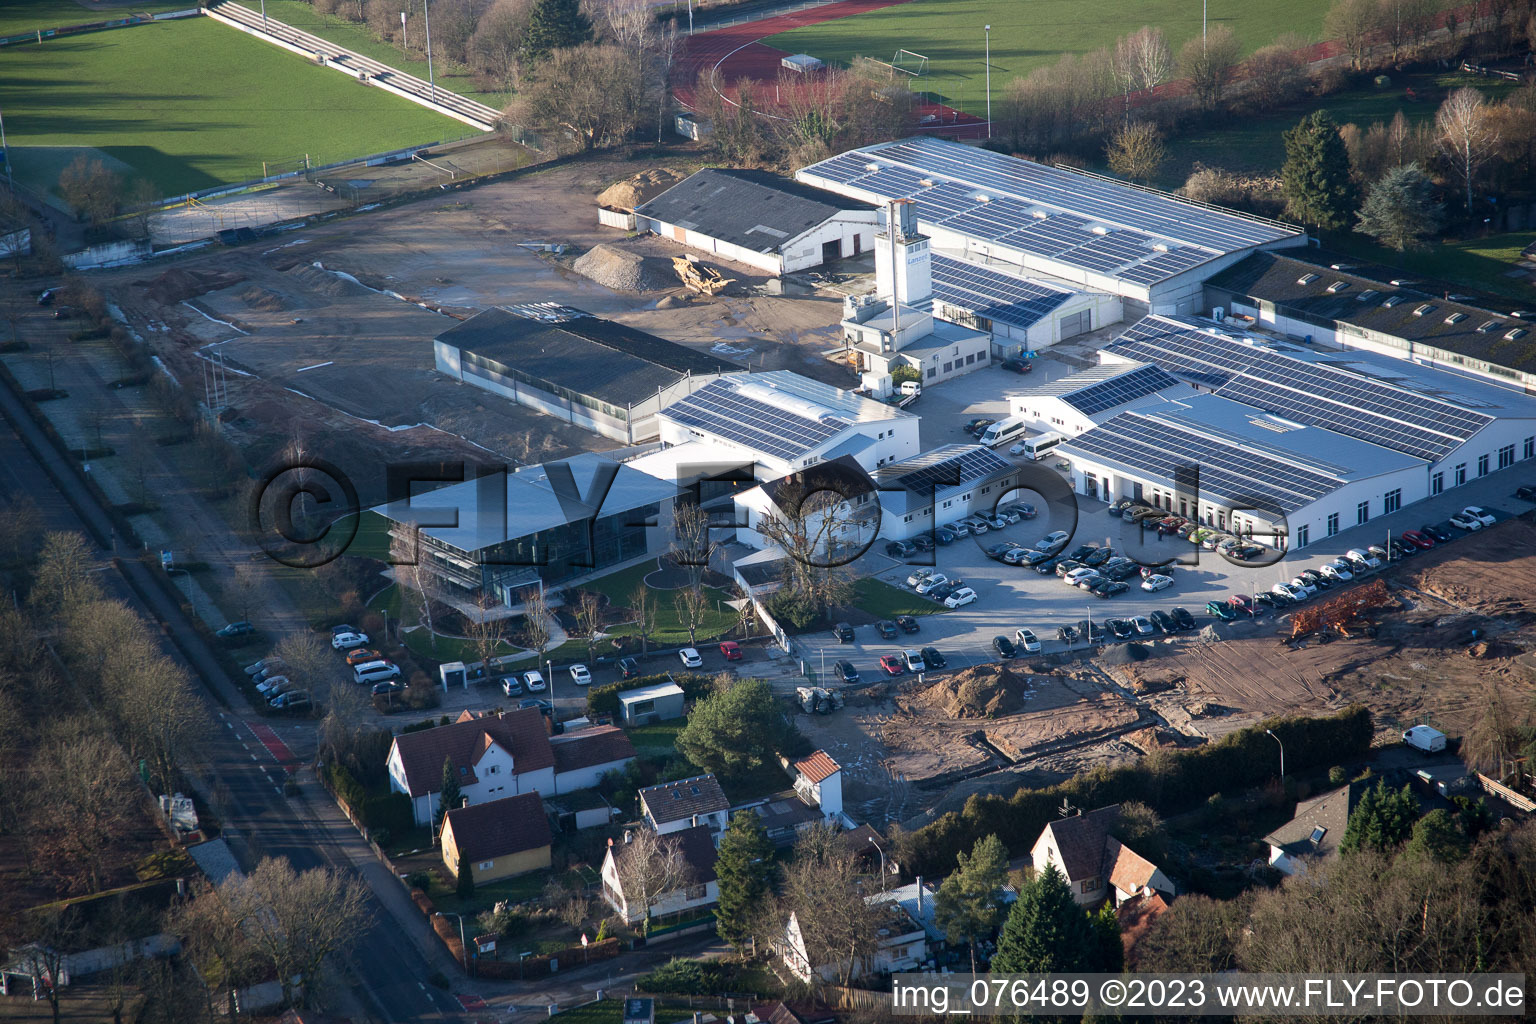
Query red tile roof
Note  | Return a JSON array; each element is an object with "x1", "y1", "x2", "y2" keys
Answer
[
  {"x1": 391, "y1": 709, "x2": 554, "y2": 798},
  {"x1": 443, "y1": 792, "x2": 552, "y2": 863},
  {"x1": 793, "y1": 750, "x2": 840, "y2": 784},
  {"x1": 550, "y1": 725, "x2": 637, "y2": 774}
]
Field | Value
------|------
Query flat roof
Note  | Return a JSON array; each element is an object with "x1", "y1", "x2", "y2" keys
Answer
[
  {"x1": 373, "y1": 451, "x2": 680, "y2": 553},
  {"x1": 797, "y1": 138, "x2": 1302, "y2": 286},
  {"x1": 1208, "y1": 250, "x2": 1536, "y2": 374},
  {"x1": 636, "y1": 168, "x2": 874, "y2": 254},
  {"x1": 1104, "y1": 314, "x2": 1516, "y2": 462},
  {"x1": 662, "y1": 370, "x2": 914, "y2": 463},
  {"x1": 437, "y1": 306, "x2": 739, "y2": 406}
]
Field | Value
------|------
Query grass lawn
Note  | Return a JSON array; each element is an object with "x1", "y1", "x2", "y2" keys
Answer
[
  {"x1": 850, "y1": 576, "x2": 943, "y2": 618},
  {"x1": 0, "y1": 0, "x2": 189, "y2": 37},
  {"x1": 1148, "y1": 71, "x2": 1518, "y2": 190},
  {"x1": 764, "y1": 0, "x2": 1332, "y2": 117},
  {"x1": 253, "y1": 0, "x2": 509, "y2": 108},
  {"x1": 0, "y1": 17, "x2": 463, "y2": 196},
  {"x1": 580, "y1": 561, "x2": 739, "y2": 646}
]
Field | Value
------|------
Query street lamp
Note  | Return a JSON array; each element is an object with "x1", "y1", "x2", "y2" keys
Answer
[
  {"x1": 984, "y1": 25, "x2": 992, "y2": 139},
  {"x1": 434, "y1": 911, "x2": 469, "y2": 973},
  {"x1": 1265, "y1": 728, "x2": 1285, "y2": 779},
  {"x1": 868, "y1": 836, "x2": 888, "y2": 894}
]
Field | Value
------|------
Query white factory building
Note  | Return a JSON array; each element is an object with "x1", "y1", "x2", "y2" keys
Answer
[
  {"x1": 798, "y1": 137, "x2": 1307, "y2": 320},
  {"x1": 656, "y1": 369, "x2": 920, "y2": 480},
  {"x1": 633, "y1": 168, "x2": 879, "y2": 275},
  {"x1": 1054, "y1": 314, "x2": 1536, "y2": 548}
]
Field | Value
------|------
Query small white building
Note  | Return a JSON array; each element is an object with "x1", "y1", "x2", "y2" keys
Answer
[
  {"x1": 600, "y1": 824, "x2": 720, "y2": 924},
  {"x1": 791, "y1": 751, "x2": 844, "y2": 819},
  {"x1": 638, "y1": 774, "x2": 729, "y2": 837},
  {"x1": 1031, "y1": 805, "x2": 1175, "y2": 907},
  {"x1": 635, "y1": 168, "x2": 878, "y2": 276}
]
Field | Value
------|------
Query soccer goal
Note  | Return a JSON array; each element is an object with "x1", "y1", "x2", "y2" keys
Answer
[{"x1": 890, "y1": 49, "x2": 930, "y2": 77}]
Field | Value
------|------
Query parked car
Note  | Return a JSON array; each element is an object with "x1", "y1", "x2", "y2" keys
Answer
[
  {"x1": 879, "y1": 654, "x2": 906, "y2": 676},
  {"x1": 344, "y1": 647, "x2": 383, "y2": 667},
  {"x1": 1015, "y1": 628, "x2": 1041, "y2": 652},
  {"x1": 834, "y1": 622, "x2": 855, "y2": 643},
  {"x1": 920, "y1": 646, "x2": 947, "y2": 669},
  {"x1": 903, "y1": 650, "x2": 926, "y2": 672},
  {"x1": 331, "y1": 630, "x2": 369, "y2": 650},
  {"x1": 1149, "y1": 609, "x2": 1176, "y2": 633},
  {"x1": 877, "y1": 619, "x2": 900, "y2": 639},
  {"x1": 679, "y1": 648, "x2": 703, "y2": 668},
  {"x1": 1461, "y1": 505, "x2": 1497, "y2": 527},
  {"x1": 1401, "y1": 529, "x2": 1435, "y2": 550},
  {"x1": 523, "y1": 670, "x2": 547, "y2": 691},
  {"x1": 1036, "y1": 530, "x2": 1071, "y2": 550},
  {"x1": 217, "y1": 621, "x2": 256, "y2": 639},
  {"x1": 1171, "y1": 607, "x2": 1197, "y2": 631},
  {"x1": 1106, "y1": 618, "x2": 1135, "y2": 641},
  {"x1": 896, "y1": 615, "x2": 920, "y2": 634},
  {"x1": 999, "y1": 358, "x2": 1033, "y2": 373},
  {"x1": 1206, "y1": 601, "x2": 1238, "y2": 622},
  {"x1": 944, "y1": 587, "x2": 978, "y2": 608},
  {"x1": 885, "y1": 539, "x2": 917, "y2": 558},
  {"x1": 1141, "y1": 574, "x2": 1174, "y2": 592},
  {"x1": 915, "y1": 573, "x2": 949, "y2": 595},
  {"x1": 835, "y1": 660, "x2": 860, "y2": 684},
  {"x1": 619, "y1": 656, "x2": 641, "y2": 679},
  {"x1": 993, "y1": 635, "x2": 1018, "y2": 659}
]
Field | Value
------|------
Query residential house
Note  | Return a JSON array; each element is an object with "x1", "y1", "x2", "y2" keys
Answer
[
  {"x1": 1031, "y1": 806, "x2": 1175, "y2": 907},
  {"x1": 1262, "y1": 781, "x2": 1369, "y2": 876},
  {"x1": 778, "y1": 879, "x2": 940, "y2": 983},
  {"x1": 600, "y1": 824, "x2": 719, "y2": 924},
  {"x1": 387, "y1": 709, "x2": 633, "y2": 826},
  {"x1": 440, "y1": 791, "x2": 553, "y2": 883},
  {"x1": 639, "y1": 774, "x2": 729, "y2": 837}
]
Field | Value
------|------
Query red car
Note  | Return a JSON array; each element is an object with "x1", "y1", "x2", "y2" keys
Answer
[
  {"x1": 879, "y1": 654, "x2": 906, "y2": 676},
  {"x1": 1401, "y1": 529, "x2": 1435, "y2": 550},
  {"x1": 719, "y1": 640, "x2": 743, "y2": 661}
]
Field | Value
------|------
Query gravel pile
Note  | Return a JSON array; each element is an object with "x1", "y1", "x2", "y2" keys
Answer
[{"x1": 572, "y1": 244, "x2": 669, "y2": 292}]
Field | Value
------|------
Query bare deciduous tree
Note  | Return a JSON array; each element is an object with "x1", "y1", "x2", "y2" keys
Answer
[
  {"x1": 612, "y1": 829, "x2": 691, "y2": 936},
  {"x1": 1437, "y1": 86, "x2": 1500, "y2": 210}
]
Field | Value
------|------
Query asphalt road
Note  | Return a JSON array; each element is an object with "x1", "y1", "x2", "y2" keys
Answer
[{"x1": 0, "y1": 377, "x2": 465, "y2": 1024}]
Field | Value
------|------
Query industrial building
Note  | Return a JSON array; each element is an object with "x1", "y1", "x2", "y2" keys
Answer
[
  {"x1": 634, "y1": 168, "x2": 879, "y2": 275},
  {"x1": 1055, "y1": 314, "x2": 1536, "y2": 546},
  {"x1": 657, "y1": 369, "x2": 921, "y2": 478},
  {"x1": 372, "y1": 451, "x2": 680, "y2": 602},
  {"x1": 433, "y1": 304, "x2": 738, "y2": 443},
  {"x1": 797, "y1": 137, "x2": 1306, "y2": 318},
  {"x1": 1204, "y1": 250, "x2": 1536, "y2": 390}
]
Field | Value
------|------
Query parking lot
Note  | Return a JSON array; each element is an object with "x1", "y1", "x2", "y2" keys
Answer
[{"x1": 793, "y1": 456, "x2": 1536, "y2": 685}]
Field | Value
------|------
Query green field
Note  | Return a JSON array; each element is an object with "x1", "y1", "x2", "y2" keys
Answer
[
  {"x1": 0, "y1": 17, "x2": 463, "y2": 196},
  {"x1": 765, "y1": 0, "x2": 1332, "y2": 117},
  {"x1": 0, "y1": 0, "x2": 191, "y2": 38}
]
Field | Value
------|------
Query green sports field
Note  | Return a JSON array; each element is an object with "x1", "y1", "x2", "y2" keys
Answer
[
  {"x1": 0, "y1": 17, "x2": 465, "y2": 197},
  {"x1": 764, "y1": 0, "x2": 1333, "y2": 118}
]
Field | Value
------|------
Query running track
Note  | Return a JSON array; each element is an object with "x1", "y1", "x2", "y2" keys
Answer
[{"x1": 672, "y1": 0, "x2": 990, "y2": 139}]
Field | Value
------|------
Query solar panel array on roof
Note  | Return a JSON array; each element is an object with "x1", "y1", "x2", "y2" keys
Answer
[
  {"x1": 664, "y1": 378, "x2": 848, "y2": 461},
  {"x1": 1060, "y1": 364, "x2": 1181, "y2": 416},
  {"x1": 929, "y1": 254, "x2": 1072, "y2": 331},
  {"x1": 1106, "y1": 316, "x2": 1492, "y2": 462},
  {"x1": 1062, "y1": 411, "x2": 1343, "y2": 517},
  {"x1": 798, "y1": 138, "x2": 1300, "y2": 285}
]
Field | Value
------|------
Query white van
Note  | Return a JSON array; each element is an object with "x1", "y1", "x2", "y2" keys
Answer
[
  {"x1": 353, "y1": 660, "x2": 401, "y2": 685},
  {"x1": 1022, "y1": 431, "x2": 1067, "y2": 460},
  {"x1": 980, "y1": 416, "x2": 1027, "y2": 448}
]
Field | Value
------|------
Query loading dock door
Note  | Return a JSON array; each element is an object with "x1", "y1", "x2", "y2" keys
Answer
[{"x1": 1058, "y1": 310, "x2": 1091, "y2": 340}]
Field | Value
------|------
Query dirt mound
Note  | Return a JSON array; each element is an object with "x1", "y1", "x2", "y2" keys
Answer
[
  {"x1": 597, "y1": 168, "x2": 684, "y2": 212},
  {"x1": 136, "y1": 268, "x2": 244, "y2": 305},
  {"x1": 911, "y1": 663, "x2": 1030, "y2": 718},
  {"x1": 284, "y1": 263, "x2": 373, "y2": 298},
  {"x1": 238, "y1": 286, "x2": 292, "y2": 312},
  {"x1": 572, "y1": 243, "x2": 670, "y2": 292}
]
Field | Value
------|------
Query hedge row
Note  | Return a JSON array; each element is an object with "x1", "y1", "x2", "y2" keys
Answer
[
  {"x1": 899, "y1": 705, "x2": 1374, "y2": 875},
  {"x1": 585, "y1": 672, "x2": 716, "y2": 717}
]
